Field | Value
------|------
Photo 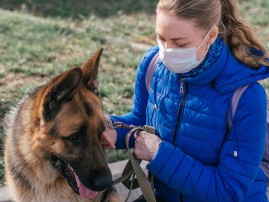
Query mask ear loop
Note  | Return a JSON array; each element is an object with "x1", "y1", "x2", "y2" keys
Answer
[
  {"x1": 195, "y1": 27, "x2": 214, "y2": 62},
  {"x1": 196, "y1": 27, "x2": 213, "y2": 51}
]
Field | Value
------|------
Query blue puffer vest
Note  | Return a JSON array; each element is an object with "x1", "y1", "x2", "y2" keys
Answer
[{"x1": 110, "y1": 39, "x2": 269, "y2": 202}]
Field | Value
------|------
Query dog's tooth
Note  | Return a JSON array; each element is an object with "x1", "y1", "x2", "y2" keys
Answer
[
  {"x1": 55, "y1": 160, "x2": 62, "y2": 167},
  {"x1": 67, "y1": 164, "x2": 73, "y2": 171}
]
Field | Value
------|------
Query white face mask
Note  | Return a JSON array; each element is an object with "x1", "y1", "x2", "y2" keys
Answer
[{"x1": 158, "y1": 29, "x2": 211, "y2": 74}]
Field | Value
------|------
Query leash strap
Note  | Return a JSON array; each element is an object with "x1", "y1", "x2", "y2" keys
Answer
[
  {"x1": 112, "y1": 123, "x2": 156, "y2": 202},
  {"x1": 125, "y1": 127, "x2": 156, "y2": 202}
]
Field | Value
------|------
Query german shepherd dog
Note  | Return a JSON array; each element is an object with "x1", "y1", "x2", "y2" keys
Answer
[{"x1": 4, "y1": 49, "x2": 121, "y2": 202}]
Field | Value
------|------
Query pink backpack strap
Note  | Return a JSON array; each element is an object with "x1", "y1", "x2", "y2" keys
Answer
[
  {"x1": 229, "y1": 84, "x2": 269, "y2": 180},
  {"x1": 146, "y1": 52, "x2": 159, "y2": 93},
  {"x1": 228, "y1": 85, "x2": 250, "y2": 129}
]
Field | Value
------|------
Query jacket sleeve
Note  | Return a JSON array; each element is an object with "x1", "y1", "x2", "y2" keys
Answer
[
  {"x1": 147, "y1": 82, "x2": 267, "y2": 202},
  {"x1": 110, "y1": 46, "x2": 159, "y2": 149}
]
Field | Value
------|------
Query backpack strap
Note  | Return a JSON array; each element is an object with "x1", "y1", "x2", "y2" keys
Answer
[
  {"x1": 228, "y1": 84, "x2": 250, "y2": 129},
  {"x1": 145, "y1": 52, "x2": 159, "y2": 93},
  {"x1": 229, "y1": 85, "x2": 269, "y2": 182},
  {"x1": 227, "y1": 85, "x2": 250, "y2": 158}
]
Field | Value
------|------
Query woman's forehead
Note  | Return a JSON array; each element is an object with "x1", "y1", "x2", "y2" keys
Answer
[{"x1": 155, "y1": 11, "x2": 203, "y2": 40}]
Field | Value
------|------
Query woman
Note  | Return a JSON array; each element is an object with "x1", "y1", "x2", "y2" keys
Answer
[{"x1": 102, "y1": 0, "x2": 269, "y2": 201}]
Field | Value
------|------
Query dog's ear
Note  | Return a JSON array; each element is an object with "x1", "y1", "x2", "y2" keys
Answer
[
  {"x1": 42, "y1": 67, "x2": 82, "y2": 121},
  {"x1": 81, "y1": 48, "x2": 103, "y2": 95}
]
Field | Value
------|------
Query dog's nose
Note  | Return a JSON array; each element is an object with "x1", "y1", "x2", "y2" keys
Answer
[{"x1": 92, "y1": 170, "x2": 113, "y2": 191}]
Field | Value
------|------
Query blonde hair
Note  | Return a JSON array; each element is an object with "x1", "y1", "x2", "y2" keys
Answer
[{"x1": 157, "y1": 0, "x2": 269, "y2": 68}]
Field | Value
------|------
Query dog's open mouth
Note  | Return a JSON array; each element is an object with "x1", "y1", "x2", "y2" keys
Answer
[
  {"x1": 70, "y1": 165, "x2": 99, "y2": 199},
  {"x1": 51, "y1": 155, "x2": 99, "y2": 199}
]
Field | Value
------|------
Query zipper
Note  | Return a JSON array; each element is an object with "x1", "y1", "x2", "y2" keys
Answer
[
  {"x1": 180, "y1": 77, "x2": 184, "y2": 96},
  {"x1": 177, "y1": 77, "x2": 188, "y2": 202},
  {"x1": 173, "y1": 78, "x2": 189, "y2": 145},
  {"x1": 180, "y1": 193, "x2": 184, "y2": 202}
]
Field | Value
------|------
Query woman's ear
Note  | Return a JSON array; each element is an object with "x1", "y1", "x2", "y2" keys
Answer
[{"x1": 208, "y1": 26, "x2": 219, "y2": 45}]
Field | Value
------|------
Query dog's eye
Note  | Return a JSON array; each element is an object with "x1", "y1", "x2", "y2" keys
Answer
[
  {"x1": 66, "y1": 133, "x2": 80, "y2": 142},
  {"x1": 63, "y1": 125, "x2": 87, "y2": 145}
]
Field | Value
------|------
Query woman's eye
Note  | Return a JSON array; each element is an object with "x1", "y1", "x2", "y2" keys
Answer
[
  {"x1": 157, "y1": 36, "x2": 165, "y2": 42},
  {"x1": 176, "y1": 44, "x2": 188, "y2": 48}
]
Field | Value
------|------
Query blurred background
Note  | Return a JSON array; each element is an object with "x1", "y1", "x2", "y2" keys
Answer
[{"x1": 0, "y1": 0, "x2": 268, "y2": 183}]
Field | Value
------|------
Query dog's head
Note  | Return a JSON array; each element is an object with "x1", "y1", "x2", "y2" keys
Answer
[{"x1": 33, "y1": 49, "x2": 112, "y2": 199}]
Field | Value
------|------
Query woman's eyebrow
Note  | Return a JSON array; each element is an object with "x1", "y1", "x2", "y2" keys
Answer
[
  {"x1": 155, "y1": 31, "x2": 163, "y2": 38},
  {"x1": 156, "y1": 31, "x2": 187, "y2": 41}
]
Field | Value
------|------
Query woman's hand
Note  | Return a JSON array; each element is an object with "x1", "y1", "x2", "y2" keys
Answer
[
  {"x1": 134, "y1": 131, "x2": 162, "y2": 161},
  {"x1": 101, "y1": 117, "x2": 117, "y2": 149},
  {"x1": 101, "y1": 128, "x2": 117, "y2": 149}
]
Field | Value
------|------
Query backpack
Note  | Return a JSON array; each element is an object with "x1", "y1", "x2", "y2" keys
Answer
[{"x1": 145, "y1": 52, "x2": 269, "y2": 180}]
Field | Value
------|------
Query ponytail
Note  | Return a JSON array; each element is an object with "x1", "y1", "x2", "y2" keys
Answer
[
  {"x1": 157, "y1": 0, "x2": 269, "y2": 68},
  {"x1": 219, "y1": 0, "x2": 269, "y2": 68}
]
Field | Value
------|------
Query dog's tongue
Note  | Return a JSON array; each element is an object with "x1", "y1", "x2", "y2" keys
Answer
[{"x1": 73, "y1": 172, "x2": 98, "y2": 199}]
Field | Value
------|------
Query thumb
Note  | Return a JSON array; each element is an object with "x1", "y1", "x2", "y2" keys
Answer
[{"x1": 101, "y1": 133, "x2": 116, "y2": 149}]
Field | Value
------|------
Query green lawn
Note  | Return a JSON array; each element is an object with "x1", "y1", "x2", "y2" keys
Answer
[{"x1": 0, "y1": 0, "x2": 268, "y2": 183}]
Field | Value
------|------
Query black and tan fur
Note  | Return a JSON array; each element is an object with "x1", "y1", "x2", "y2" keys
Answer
[{"x1": 4, "y1": 49, "x2": 121, "y2": 202}]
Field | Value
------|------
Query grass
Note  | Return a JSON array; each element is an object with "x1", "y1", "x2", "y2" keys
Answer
[
  {"x1": 0, "y1": 0, "x2": 156, "y2": 18},
  {"x1": 0, "y1": 0, "x2": 268, "y2": 184},
  {"x1": 0, "y1": 1, "x2": 157, "y2": 184}
]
